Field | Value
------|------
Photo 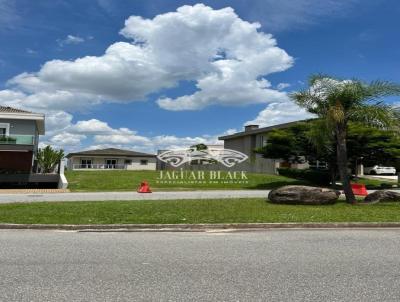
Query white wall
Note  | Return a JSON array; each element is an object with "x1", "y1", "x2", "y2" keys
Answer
[
  {"x1": 126, "y1": 157, "x2": 156, "y2": 170},
  {"x1": 68, "y1": 156, "x2": 156, "y2": 171}
]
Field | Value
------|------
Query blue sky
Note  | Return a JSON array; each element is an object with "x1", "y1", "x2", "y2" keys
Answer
[{"x1": 0, "y1": 0, "x2": 399, "y2": 153}]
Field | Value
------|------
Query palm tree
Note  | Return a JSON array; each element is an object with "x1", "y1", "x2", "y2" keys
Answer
[
  {"x1": 292, "y1": 75, "x2": 400, "y2": 203},
  {"x1": 306, "y1": 119, "x2": 337, "y2": 185},
  {"x1": 37, "y1": 146, "x2": 65, "y2": 173}
]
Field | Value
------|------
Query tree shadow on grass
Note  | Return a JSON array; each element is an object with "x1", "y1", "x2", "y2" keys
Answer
[{"x1": 246, "y1": 179, "x2": 312, "y2": 190}]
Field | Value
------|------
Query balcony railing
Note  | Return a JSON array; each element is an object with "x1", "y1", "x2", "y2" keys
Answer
[
  {"x1": 0, "y1": 135, "x2": 35, "y2": 145},
  {"x1": 72, "y1": 164, "x2": 127, "y2": 170}
]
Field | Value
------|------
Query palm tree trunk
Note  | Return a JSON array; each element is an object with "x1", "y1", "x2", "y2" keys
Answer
[{"x1": 336, "y1": 123, "x2": 356, "y2": 203}]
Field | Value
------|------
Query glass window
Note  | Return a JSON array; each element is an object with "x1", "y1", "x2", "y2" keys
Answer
[
  {"x1": 105, "y1": 159, "x2": 117, "y2": 169},
  {"x1": 140, "y1": 160, "x2": 148, "y2": 165},
  {"x1": 0, "y1": 123, "x2": 9, "y2": 136},
  {"x1": 80, "y1": 159, "x2": 92, "y2": 168},
  {"x1": 258, "y1": 135, "x2": 266, "y2": 147}
]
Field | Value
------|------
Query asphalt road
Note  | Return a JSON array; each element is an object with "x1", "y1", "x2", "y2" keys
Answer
[{"x1": 1, "y1": 230, "x2": 400, "y2": 301}]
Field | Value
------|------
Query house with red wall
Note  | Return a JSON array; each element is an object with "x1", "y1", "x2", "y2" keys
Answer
[{"x1": 0, "y1": 106, "x2": 45, "y2": 173}]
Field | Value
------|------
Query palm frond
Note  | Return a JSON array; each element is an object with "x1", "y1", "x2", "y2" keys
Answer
[
  {"x1": 348, "y1": 103, "x2": 400, "y2": 130},
  {"x1": 362, "y1": 81, "x2": 400, "y2": 102},
  {"x1": 290, "y1": 90, "x2": 324, "y2": 114}
]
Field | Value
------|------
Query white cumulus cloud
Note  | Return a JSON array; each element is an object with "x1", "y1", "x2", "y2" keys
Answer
[
  {"x1": 0, "y1": 4, "x2": 299, "y2": 152},
  {"x1": 245, "y1": 101, "x2": 315, "y2": 127},
  {"x1": 277, "y1": 82, "x2": 291, "y2": 90},
  {"x1": 70, "y1": 119, "x2": 114, "y2": 134},
  {"x1": 2, "y1": 4, "x2": 292, "y2": 113},
  {"x1": 50, "y1": 132, "x2": 86, "y2": 146},
  {"x1": 57, "y1": 34, "x2": 85, "y2": 46}
]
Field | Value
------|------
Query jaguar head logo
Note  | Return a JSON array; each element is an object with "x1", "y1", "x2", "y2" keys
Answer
[{"x1": 157, "y1": 148, "x2": 248, "y2": 167}]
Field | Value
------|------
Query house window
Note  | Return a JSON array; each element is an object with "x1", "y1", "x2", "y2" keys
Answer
[
  {"x1": 124, "y1": 159, "x2": 132, "y2": 165},
  {"x1": 258, "y1": 135, "x2": 265, "y2": 147},
  {"x1": 105, "y1": 159, "x2": 117, "y2": 169},
  {"x1": 80, "y1": 159, "x2": 92, "y2": 168},
  {"x1": 140, "y1": 159, "x2": 148, "y2": 165},
  {"x1": 0, "y1": 123, "x2": 9, "y2": 136}
]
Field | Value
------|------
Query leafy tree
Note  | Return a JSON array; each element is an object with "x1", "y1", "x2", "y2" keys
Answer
[
  {"x1": 292, "y1": 75, "x2": 400, "y2": 203},
  {"x1": 37, "y1": 146, "x2": 64, "y2": 173},
  {"x1": 256, "y1": 120, "x2": 337, "y2": 184},
  {"x1": 347, "y1": 123, "x2": 400, "y2": 170},
  {"x1": 190, "y1": 143, "x2": 208, "y2": 151},
  {"x1": 255, "y1": 122, "x2": 312, "y2": 163},
  {"x1": 189, "y1": 143, "x2": 215, "y2": 165},
  {"x1": 257, "y1": 120, "x2": 400, "y2": 185},
  {"x1": 305, "y1": 119, "x2": 338, "y2": 182}
]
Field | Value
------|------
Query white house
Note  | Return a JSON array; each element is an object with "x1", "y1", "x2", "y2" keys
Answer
[{"x1": 66, "y1": 148, "x2": 157, "y2": 171}]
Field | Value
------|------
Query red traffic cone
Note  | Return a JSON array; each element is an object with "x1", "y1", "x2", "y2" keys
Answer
[
  {"x1": 351, "y1": 183, "x2": 368, "y2": 196},
  {"x1": 137, "y1": 181, "x2": 152, "y2": 193}
]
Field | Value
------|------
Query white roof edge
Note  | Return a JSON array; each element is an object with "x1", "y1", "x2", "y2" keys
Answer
[{"x1": 0, "y1": 111, "x2": 45, "y2": 119}]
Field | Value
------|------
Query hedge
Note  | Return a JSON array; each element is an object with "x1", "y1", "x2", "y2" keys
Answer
[{"x1": 277, "y1": 168, "x2": 331, "y2": 186}]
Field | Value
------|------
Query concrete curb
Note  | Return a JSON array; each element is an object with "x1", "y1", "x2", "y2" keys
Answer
[{"x1": 2, "y1": 222, "x2": 400, "y2": 232}]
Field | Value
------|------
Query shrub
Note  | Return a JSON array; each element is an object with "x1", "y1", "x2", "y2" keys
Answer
[
  {"x1": 0, "y1": 136, "x2": 17, "y2": 143},
  {"x1": 277, "y1": 168, "x2": 331, "y2": 186}
]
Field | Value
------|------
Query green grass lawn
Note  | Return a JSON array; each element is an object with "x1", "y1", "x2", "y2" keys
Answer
[
  {"x1": 65, "y1": 170, "x2": 309, "y2": 192},
  {"x1": 355, "y1": 177, "x2": 397, "y2": 189},
  {"x1": 1, "y1": 198, "x2": 400, "y2": 224}
]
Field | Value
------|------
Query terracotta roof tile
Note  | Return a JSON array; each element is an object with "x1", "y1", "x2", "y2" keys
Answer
[{"x1": 0, "y1": 106, "x2": 32, "y2": 114}]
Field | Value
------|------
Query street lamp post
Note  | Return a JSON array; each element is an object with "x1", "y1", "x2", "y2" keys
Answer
[{"x1": 354, "y1": 157, "x2": 364, "y2": 180}]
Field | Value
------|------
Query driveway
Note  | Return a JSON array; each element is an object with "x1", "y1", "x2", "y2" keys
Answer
[
  {"x1": 1, "y1": 229, "x2": 400, "y2": 301},
  {"x1": 0, "y1": 190, "x2": 270, "y2": 203},
  {"x1": 362, "y1": 175, "x2": 398, "y2": 181}
]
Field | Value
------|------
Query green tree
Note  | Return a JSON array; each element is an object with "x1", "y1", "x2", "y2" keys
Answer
[
  {"x1": 256, "y1": 120, "x2": 337, "y2": 183},
  {"x1": 37, "y1": 146, "x2": 64, "y2": 173},
  {"x1": 292, "y1": 75, "x2": 400, "y2": 203},
  {"x1": 189, "y1": 143, "x2": 215, "y2": 165},
  {"x1": 347, "y1": 123, "x2": 400, "y2": 171},
  {"x1": 255, "y1": 122, "x2": 312, "y2": 163},
  {"x1": 190, "y1": 143, "x2": 208, "y2": 151}
]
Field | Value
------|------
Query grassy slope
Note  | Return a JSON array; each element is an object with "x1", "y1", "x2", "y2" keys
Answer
[
  {"x1": 355, "y1": 177, "x2": 397, "y2": 189},
  {"x1": 1, "y1": 199, "x2": 400, "y2": 224},
  {"x1": 65, "y1": 170, "x2": 308, "y2": 192}
]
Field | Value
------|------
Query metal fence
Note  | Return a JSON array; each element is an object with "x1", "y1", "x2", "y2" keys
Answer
[{"x1": 72, "y1": 164, "x2": 126, "y2": 170}]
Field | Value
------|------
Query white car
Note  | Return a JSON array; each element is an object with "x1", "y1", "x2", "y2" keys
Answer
[{"x1": 364, "y1": 165, "x2": 397, "y2": 175}]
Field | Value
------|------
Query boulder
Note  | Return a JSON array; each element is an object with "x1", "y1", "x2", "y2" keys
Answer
[
  {"x1": 268, "y1": 185, "x2": 340, "y2": 205},
  {"x1": 364, "y1": 190, "x2": 400, "y2": 204}
]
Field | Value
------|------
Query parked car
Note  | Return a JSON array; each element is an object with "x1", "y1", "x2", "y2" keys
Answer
[{"x1": 364, "y1": 165, "x2": 396, "y2": 175}]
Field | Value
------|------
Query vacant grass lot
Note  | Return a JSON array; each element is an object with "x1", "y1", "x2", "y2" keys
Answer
[
  {"x1": 65, "y1": 170, "x2": 308, "y2": 192},
  {"x1": 1, "y1": 199, "x2": 400, "y2": 224}
]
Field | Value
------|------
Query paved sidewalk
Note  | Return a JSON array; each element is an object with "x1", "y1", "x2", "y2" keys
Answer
[
  {"x1": 0, "y1": 190, "x2": 270, "y2": 203},
  {"x1": 0, "y1": 189, "x2": 70, "y2": 194},
  {"x1": 362, "y1": 175, "x2": 398, "y2": 181}
]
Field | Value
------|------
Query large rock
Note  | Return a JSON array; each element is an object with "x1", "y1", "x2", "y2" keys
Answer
[
  {"x1": 364, "y1": 190, "x2": 400, "y2": 204},
  {"x1": 268, "y1": 185, "x2": 340, "y2": 205}
]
